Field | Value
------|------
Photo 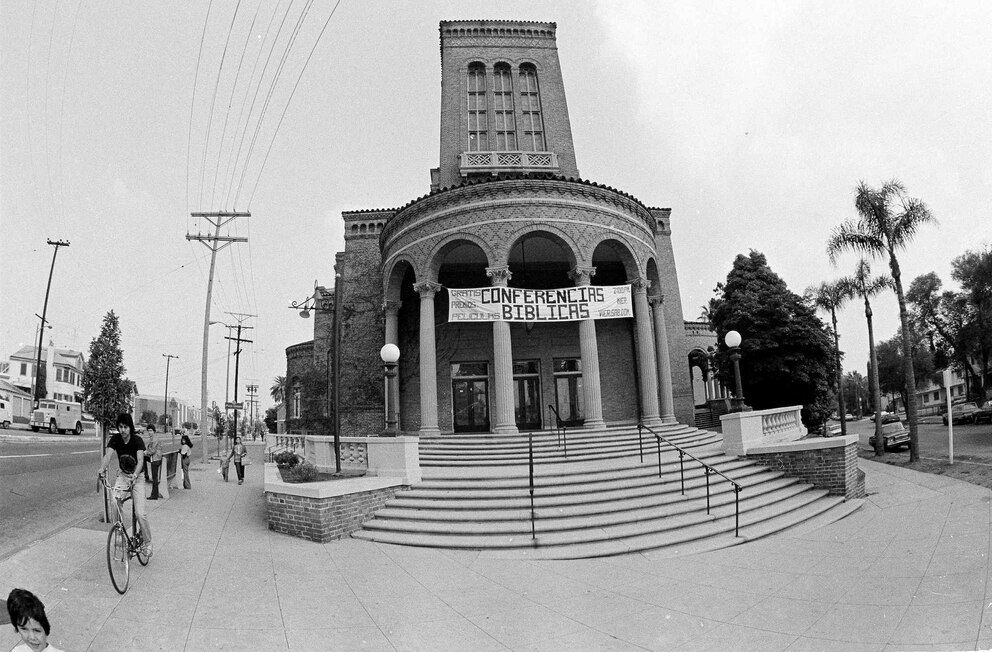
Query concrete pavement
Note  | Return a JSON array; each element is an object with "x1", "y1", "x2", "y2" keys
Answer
[{"x1": 2, "y1": 456, "x2": 992, "y2": 651}]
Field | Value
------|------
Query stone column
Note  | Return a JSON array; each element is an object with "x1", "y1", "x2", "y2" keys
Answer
[
  {"x1": 413, "y1": 283, "x2": 441, "y2": 436},
  {"x1": 383, "y1": 300, "x2": 402, "y2": 430},
  {"x1": 649, "y1": 294, "x2": 676, "y2": 424},
  {"x1": 632, "y1": 279, "x2": 662, "y2": 427},
  {"x1": 569, "y1": 266, "x2": 606, "y2": 429},
  {"x1": 487, "y1": 266, "x2": 518, "y2": 434}
]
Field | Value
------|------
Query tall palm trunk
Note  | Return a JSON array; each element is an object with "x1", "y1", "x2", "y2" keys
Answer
[
  {"x1": 831, "y1": 307, "x2": 847, "y2": 436},
  {"x1": 890, "y1": 256, "x2": 920, "y2": 461},
  {"x1": 866, "y1": 297, "x2": 884, "y2": 456}
]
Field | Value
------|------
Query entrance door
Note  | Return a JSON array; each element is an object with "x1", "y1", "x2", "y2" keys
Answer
[
  {"x1": 513, "y1": 360, "x2": 542, "y2": 430},
  {"x1": 553, "y1": 358, "x2": 584, "y2": 426},
  {"x1": 452, "y1": 362, "x2": 490, "y2": 432}
]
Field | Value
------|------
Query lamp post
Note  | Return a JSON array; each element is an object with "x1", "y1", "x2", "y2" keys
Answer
[
  {"x1": 289, "y1": 284, "x2": 340, "y2": 470},
  {"x1": 725, "y1": 330, "x2": 746, "y2": 412},
  {"x1": 380, "y1": 344, "x2": 400, "y2": 437}
]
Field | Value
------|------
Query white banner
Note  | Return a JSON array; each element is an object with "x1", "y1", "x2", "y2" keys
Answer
[{"x1": 448, "y1": 285, "x2": 633, "y2": 322}]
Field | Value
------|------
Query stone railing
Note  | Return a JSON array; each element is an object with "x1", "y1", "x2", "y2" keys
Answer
[
  {"x1": 459, "y1": 150, "x2": 559, "y2": 176},
  {"x1": 304, "y1": 435, "x2": 421, "y2": 484},
  {"x1": 272, "y1": 434, "x2": 307, "y2": 452},
  {"x1": 720, "y1": 405, "x2": 807, "y2": 456}
]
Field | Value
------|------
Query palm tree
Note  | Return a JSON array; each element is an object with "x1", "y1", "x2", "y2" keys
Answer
[
  {"x1": 827, "y1": 180, "x2": 936, "y2": 462},
  {"x1": 849, "y1": 259, "x2": 892, "y2": 456},
  {"x1": 807, "y1": 279, "x2": 854, "y2": 436},
  {"x1": 270, "y1": 375, "x2": 286, "y2": 405}
]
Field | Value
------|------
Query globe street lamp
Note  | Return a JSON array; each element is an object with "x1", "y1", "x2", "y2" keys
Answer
[
  {"x1": 725, "y1": 330, "x2": 746, "y2": 412},
  {"x1": 380, "y1": 344, "x2": 400, "y2": 437}
]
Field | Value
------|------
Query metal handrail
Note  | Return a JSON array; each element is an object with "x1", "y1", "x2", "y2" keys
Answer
[
  {"x1": 527, "y1": 431, "x2": 536, "y2": 544},
  {"x1": 638, "y1": 424, "x2": 743, "y2": 537},
  {"x1": 546, "y1": 404, "x2": 567, "y2": 456}
]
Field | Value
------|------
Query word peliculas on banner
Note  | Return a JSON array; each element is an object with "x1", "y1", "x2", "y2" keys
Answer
[{"x1": 448, "y1": 285, "x2": 633, "y2": 322}]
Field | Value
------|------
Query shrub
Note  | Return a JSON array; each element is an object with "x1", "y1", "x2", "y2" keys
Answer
[
  {"x1": 273, "y1": 450, "x2": 300, "y2": 468},
  {"x1": 285, "y1": 462, "x2": 319, "y2": 483}
]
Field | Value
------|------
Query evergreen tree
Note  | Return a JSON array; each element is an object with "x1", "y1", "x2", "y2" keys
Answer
[
  {"x1": 708, "y1": 251, "x2": 837, "y2": 429},
  {"x1": 82, "y1": 311, "x2": 132, "y2": 429}
]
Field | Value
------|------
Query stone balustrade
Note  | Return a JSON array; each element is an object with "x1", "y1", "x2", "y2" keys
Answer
[{"x1": 720, "y1": 405, "x2": 807, "y2": 456}]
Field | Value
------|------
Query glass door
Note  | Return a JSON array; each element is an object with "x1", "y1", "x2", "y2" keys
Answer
[
  {"x1": 513, "y1": 360, "x2": 542, "y2": 430},
  {"x1": 451, "y1": 362, "x2": 490, "y2": 432},
  {"x1": 553, "y1": 358, "x2": 584, "y2": 426}
]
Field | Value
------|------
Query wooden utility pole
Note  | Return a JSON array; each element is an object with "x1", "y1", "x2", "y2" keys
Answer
[
  {"x1": 162, "y1": 354, "x2": 179, "y2": 444},
  {"x1": 224, "y1": 320, "x2": 253, "y2": 445},
  {"x1": 186, "y1": 212, "x2": 248, "y2": 463},
  {"x1": 33, "y1": 239, "x2": 70, "y2": 408}
]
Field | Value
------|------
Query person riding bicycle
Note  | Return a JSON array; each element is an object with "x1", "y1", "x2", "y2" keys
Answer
[{"x1": 97, "y1": 413, "x2": 152, "y2": 558}]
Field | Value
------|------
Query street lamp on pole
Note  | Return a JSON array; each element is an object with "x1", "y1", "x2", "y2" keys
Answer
[
  {"x1": 380, "y1": 344, "x2": 400, "y2": 437},
  {"x1": 725, "y1": 330, "x2": 747, "y2": 412}
]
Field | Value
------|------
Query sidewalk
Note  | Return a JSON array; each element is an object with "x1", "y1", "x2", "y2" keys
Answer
[{"x1": 2, "y1": 457, "x2": 991, "y2": 651}]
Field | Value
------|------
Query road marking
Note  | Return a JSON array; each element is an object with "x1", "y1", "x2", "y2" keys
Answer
[{"x1": 0, "y1": 450, "x2": 99, "y2": 459}]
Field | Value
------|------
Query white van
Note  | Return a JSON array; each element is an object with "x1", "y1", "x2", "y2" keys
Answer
[{"x1": 0, "y1": 394, "x2": 12, "y2": 429}]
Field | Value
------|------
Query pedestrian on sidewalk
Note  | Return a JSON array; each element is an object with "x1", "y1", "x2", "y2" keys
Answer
[
  {"x1": 180, "y1": 433, "x2": 193, "y2": 489},
  {"x1": 225, "y1": 436, "x2": 250, "y2": 485},
  {"x1": 6, "y1": 588, "x2": 64, "y2": 652},
  {"x1": 141, "y1": 425, "x2": 154, "y2": 482},
  {"x1": 146, "y1": 429, "x2": 163, "y2": 500}
]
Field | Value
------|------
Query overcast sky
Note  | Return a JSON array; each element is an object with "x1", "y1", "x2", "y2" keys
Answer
[{"x1": 2, "y1": 1, "x2": 989, "y2": 413}]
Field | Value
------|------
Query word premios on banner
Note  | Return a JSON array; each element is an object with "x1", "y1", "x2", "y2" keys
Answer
[{"x1": 448, "y1": 285, "x2": 633, "y2": 322}]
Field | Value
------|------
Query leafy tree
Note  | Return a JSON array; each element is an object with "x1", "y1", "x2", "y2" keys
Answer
[
  {"x1": 264, "y1": 406, "x2": 278, "y2": 433},
  {"x1": 849, "y1": 259, "x2": 892, "y2": 455},
  {"x1": 270, "y1": 375, "x2": 286, "y2": 404},
  {"x1": 141, "y1": 410, "x2": 157, "y2": 426},
  {"x1": 875, "y1": 331, "x2": 936, "y2": 413},
  {"x1": 951, "y1": 247, "x2": 991, "y2": 399},
  {"x1": 708, "y1": 251, "x2": 837, "y2": 429},
  {"x1": 842, "y1": 370, "x2": 869, "y2": 417},
  {"x1": 82, "y1": 311, "x2": 133, "y2": 433},
  {"x1": 285, "y1": 362, "x2": 332, "y2": 435},
  {"x1": 806, "y1": 279, "x2": 854, "y2": 436},
  {"x1": 827, "y1": 180, "x2": 936, "y2": 461}
]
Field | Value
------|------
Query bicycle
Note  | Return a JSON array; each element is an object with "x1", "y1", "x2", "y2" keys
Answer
[{"x1": 98, "y1": 474, "x2": 150, "y2": 594}]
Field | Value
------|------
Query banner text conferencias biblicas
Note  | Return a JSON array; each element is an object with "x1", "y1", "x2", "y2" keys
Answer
[{"x1": 447, "y1": 285, "x2": 633, "y2": 322}]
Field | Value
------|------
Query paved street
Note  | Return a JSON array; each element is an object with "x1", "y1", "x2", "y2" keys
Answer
[
  {"x1": 0, "y1": 429, "x2": 102, "y2": 561},
  {"x1": 842, "y1": 416, "x2": 992, "y2": 463}
]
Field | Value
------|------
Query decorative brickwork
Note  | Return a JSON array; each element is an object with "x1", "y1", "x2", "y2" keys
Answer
[
  {"x1": 266, "y1": 486, "x2": 408, "y2": 543},
  {"x1": 746, "y1": 438, "x2": 866, "y2": 500}
]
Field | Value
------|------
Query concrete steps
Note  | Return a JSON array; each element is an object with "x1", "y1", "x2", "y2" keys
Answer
[{"x1": 351, "y1": 425, "x2": 862, "y2": 558}]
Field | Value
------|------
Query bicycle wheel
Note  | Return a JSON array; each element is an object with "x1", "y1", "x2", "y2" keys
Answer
[
  {"x1": 134, "y1": 521, "x2": 149, "y2": 566},
  {"x1": 107, "y1": 523, "x2": 130, "y2": 594}
]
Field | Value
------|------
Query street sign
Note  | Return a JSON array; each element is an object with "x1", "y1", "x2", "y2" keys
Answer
[{"x1": 225, "y1": 401, "x2": 243, "y2": 410}]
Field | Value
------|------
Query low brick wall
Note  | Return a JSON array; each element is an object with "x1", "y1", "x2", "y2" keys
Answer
[
  {"x1": 264, "y1": 463, "x2": 408, "y2": 543},
  {"x1": 744, "y1": 435, "x2": 865, "y2": 500}
]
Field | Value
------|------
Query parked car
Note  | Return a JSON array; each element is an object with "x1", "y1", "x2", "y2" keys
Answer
[
  {"x1": 869, "y1": 418, "x2": 911, "y2": 451},
  {"x1": 974, "y1": 401, "x2": 992, "y2": 425},
  {"x1": 942, "y1": 402, "x2": 980, "y2": 425}
]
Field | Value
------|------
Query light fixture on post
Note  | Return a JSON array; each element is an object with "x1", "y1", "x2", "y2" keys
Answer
[
  {"x1": 725, "y1": 330, "x2": 746, "y2": 412},
  {"x1": 288, "y1": 283, "x2": 341, "y2": 470},
  {"x1": 380, "y1": 344, "x2": 400, "y2": 437}
]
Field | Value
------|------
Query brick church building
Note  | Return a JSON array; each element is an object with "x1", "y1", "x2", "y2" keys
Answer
[{"x1": 286, "y1": 20, "x2": 712, "y2": 438}]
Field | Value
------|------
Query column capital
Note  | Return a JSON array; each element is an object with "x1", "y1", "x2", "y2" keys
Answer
[
  {"x1": 568, "y1": 265, "x2": 597, "y2": 286},
  {"x1": 630, "y1": 277, "x2": 650, "y2": 294},
  {"x1": 413, "y1": 281, "x2": 442, "y2": 298},
  {"x1": 486, "y1": 266, "x2": 512, "y2": 286},
  {"x1": 382, "y1": 300, "x2": 402, "y2": 315},
  {"x1": 648, "y1": 293, "x2": 666, "y2": 307}
]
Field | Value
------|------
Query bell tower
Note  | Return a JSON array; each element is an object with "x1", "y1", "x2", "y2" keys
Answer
[{"x1": 434, "y1": 20, "x2": 580, "y2": 190}]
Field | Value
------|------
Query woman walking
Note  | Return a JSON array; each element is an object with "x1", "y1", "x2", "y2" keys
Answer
[
  {"x1": 179, "y1": 433, "x2": 194, "y2": 489},
  {"x1": 225, "y1": 437, "x2": 250, "y2": 485}
]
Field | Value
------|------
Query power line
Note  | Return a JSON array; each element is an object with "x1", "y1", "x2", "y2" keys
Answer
[
  {"x1": 246, "y1": 0, "x2": 343, "y2": 207},
  {"x1": 186, "y1": 1, "x2": 215, "y2": 217}
]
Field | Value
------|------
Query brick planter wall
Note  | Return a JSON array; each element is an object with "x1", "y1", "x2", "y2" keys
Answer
[
  {"x1": 264, "y1": 463, "x2": 409, "y2": 543},
  {"x1": 745, "y1": 435, "x2": 865, "y2": 500},
  {"x1": 266, "y1": 485, "x2": 406, "y2": 543}
]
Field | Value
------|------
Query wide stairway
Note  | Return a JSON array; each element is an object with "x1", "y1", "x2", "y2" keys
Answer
[{"x1": 351, "y1": 423, "x2": 863, "y2": 559}]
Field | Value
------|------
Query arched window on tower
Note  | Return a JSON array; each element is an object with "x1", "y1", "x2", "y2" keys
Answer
[
  {"x1": 291, "y1": 381, "x2": 302, "y2": 419},
  {"x1": 493, "y1": 63, "x2": 516, "y2": 151},
  {"x1": 467, "y1": 63, "x2": 488, "y2": 151},
  {"x1": 519, "y1": 64, "x2": 545, "y2": 151}
]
